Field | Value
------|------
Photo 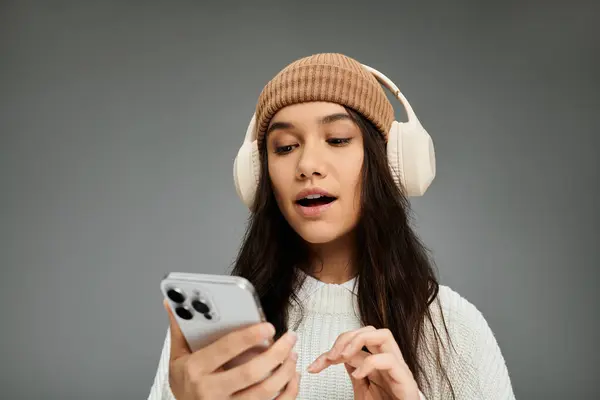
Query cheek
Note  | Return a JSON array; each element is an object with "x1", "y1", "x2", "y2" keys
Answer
[
  {"x1": 344, "y1": 152, "x2": 364, "y2": 193},
  {"x1": 343, "y1": 151, "x2": 364, "y2": 205},
  {"x1": 267, "y1": 158, "x2": 287, "y2": 203}
]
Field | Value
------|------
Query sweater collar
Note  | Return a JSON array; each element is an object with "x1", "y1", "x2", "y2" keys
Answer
[{"x1": 294, "y1": 268, "x2": 358, "y2": 303}]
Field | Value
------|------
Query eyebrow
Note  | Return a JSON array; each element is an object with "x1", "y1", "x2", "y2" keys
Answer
[{"x1": 266, "y1": 113, "x2": 353, "y2": 136}]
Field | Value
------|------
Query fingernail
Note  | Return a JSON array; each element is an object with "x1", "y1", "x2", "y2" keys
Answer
[
  {"x1": 262, "y1": 323, "x2": 275, "y2": 337},
  {"x1": 291, "y1": 351, "x2": 298, "y2": 361},
  {"x1": 307, "y1": 356, "x2": 321, "y2": 372}
]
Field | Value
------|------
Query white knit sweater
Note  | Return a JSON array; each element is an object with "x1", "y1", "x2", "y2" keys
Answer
[{"x1": 147, "y1": 273, "x2": 515, "y2": 399}]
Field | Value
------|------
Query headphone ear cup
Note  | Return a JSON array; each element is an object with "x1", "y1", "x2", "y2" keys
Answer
[
  {"x1": 387, "y1": 120, "x2": 436, "y2": 197},
  {"x1": 386, "y1": 121, "x2": 405, "y2": 191},
  {"x1": 233, "y1": 139, "x2": 260, "y2": 209}
]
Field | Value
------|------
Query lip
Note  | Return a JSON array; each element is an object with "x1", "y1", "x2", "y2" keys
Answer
[
  {"x1": 294, "y1": 187, "x2": 337, "y2": 218},
  {"x1": 295, "y1": 201, "x2": 335, "y2": 218},
  {"x1": 295, "y1": 187, "x2": 336, "y2": 201}
]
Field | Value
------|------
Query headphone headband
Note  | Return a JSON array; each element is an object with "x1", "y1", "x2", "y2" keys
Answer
[
  {"x1": 242, "y1": 114, "x2": 257, "y2": 146},
  {"x1": 361, "y1": 64, "x2": 419, "y2": 125}
]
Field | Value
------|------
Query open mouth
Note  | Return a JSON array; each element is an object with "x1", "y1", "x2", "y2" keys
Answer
[{"x1": 295, "y1": 194, "x2": 337, "y2": 207}]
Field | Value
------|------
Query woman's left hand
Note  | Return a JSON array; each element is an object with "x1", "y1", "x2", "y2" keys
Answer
[{"x1": 307, "y1": 326, "x2": 421, "y2": 400}]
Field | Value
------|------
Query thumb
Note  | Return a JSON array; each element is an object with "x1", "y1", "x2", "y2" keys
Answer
[{"x1": 163, "y1": 299, "x2": 191, "y2": 360}]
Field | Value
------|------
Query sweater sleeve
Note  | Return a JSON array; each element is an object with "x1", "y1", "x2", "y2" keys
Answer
[
  {"x1": 439, "y1": 287, "x2": 516, "y2": 400},
  {"x1": 462, "y1": 301, "x2": 515, "y2": 399},
  {"x1": 147, "y1": 329, "x2": 177, "y2": 400}
]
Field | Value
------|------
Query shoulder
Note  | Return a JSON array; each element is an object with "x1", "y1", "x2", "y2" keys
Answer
[
  {"x1": 431, "y1": 285, "x2": 489, "y2": 334},
  {"x1": 434, "y1": 285, "x2": 487, "y2": 327},
  {"x1": 423, "y1": 284, "x2": 501, "y2": 357}
]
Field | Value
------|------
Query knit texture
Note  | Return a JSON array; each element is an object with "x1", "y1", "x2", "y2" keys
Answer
[
  {"x1": 254, "y1": 53, "x2": 395, "y2": 148},
  {"x1": 147, "y1": 274, "x2": 515, "y2": 400}
]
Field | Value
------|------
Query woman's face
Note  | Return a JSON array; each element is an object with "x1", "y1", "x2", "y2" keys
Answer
[{"x1": 266, "y1": 102, "x2": 364, "y2": 244}]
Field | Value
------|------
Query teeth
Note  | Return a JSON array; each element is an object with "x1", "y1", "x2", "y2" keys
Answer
[{"x1": 304, "y1": 194, "x2": 323, "y2": 200}]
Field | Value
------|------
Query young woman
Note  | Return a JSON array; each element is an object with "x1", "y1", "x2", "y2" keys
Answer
[{"x1": 147, "y1": 53, "x2": 515, "y2": 400}]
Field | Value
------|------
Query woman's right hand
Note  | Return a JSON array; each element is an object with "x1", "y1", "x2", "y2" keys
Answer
[{"x1": 164, "y1": 300, "x2": 300, "y2": 400}]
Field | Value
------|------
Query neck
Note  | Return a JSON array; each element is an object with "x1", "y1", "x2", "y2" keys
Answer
[{"x1": 305, "y1": 232, "x2": 357, "y2": 284}]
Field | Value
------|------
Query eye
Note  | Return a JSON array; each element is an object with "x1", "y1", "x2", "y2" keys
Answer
[
  {"x1": 327, "y1": 138, "x2": 352, "y2": 146},
  {"x1": 274, "y1": 144, "x2": 297, "y2": 154}
]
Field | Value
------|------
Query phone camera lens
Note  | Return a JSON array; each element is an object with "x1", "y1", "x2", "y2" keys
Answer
[
  {"x1": 175, "y1": 306, "x2": 193, "y2": 320},
  {"x1": 192, "y1": 299, "x2": 210, "y2": 314},
  {"x1": 203, "y1": 313, "x2": 213, "y2": 320},
  {"x1": 167, "y1": 288, "x2": 185, "y2": 304}
]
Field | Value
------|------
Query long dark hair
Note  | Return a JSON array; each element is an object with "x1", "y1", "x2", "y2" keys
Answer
[{"x1": 230, "y1": 106, "x2": 455, "y2": 395}]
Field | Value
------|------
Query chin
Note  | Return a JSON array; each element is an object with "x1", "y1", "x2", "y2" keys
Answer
[
  {"x1": 277, "y1": 201, "x2": 359, "y2": 245},
  {"x1": 290, "y1": 221, "x2": 350, "y2": 244}
]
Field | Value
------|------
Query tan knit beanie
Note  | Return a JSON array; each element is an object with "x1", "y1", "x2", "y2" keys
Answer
[{"x1": 254, "y1": 53, "x2": 395, "y2": 146}]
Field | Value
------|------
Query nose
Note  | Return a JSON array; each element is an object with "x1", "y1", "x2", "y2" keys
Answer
[{"x1": 296, "y1": 143, "x2": 327, "y2": 180}]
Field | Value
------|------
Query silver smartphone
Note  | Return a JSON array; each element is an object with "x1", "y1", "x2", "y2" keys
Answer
[{"x1": 160, "y1": 272, "x2": 270, "y2": 369}]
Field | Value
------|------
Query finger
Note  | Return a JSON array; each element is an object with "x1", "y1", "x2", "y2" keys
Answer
[
  {"x1": 339, "y1": 329, "x2": 403, "y2": 362},
  {"x1": 188, "y1": 321, "x2": 276, "y2": 374},
  {"x1": 164, "y1": 299, "x2": 191, "y2": 360},
  {"x1": 231, "y1": 343, "x2": 299, "y2": 400},
  {"x1": 307, "y1": 326, "x2": 376, "y2": 373},
  {"x1": 219, "y1": 331, "x2": 298, "y2": 394},
  {"x1": 308, "y1": 346, "x2": 368, "y2": 376},
  {"x1": 327, "y1": 326, "x2": 376, "y2": 360},
  {"x1": 351, "y1": 353, "x2": 404, "y2": 382},
  {"x1": 344, "y1": 362, "x2": 370, "y2": 396},
  {"x1": 276, "y1": 371, "x2": 301, "y2": 400},
  {"x1": 341, "y1": 351, "x2": 388, "y2": 389}
]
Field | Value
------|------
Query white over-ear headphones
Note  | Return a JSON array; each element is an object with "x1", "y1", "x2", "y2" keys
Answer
[{"x1": 233, "y1": 64, "x2": 436, "y2": 210}]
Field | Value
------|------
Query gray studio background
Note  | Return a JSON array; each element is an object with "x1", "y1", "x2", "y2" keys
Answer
[{"x1": 1, "y1": 1, "x2": 598, "y2": 399}]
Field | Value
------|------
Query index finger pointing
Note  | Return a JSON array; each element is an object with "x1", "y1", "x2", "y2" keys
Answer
[{"x1": 343, "y1": 329, "x2": 403, "y2": 361}]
